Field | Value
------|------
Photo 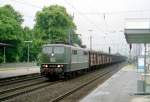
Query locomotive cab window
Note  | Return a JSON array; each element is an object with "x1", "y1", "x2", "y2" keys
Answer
[
  {"x1": 84, "y1": 51, "x2": 88, "y2": 55},
  {"x1": 54, "y1": 47, "x2": 64, "y2": 54},
  {"x1": 43, "y1": 47, "x2": 52, "y2": 54},
  {"x1": 42, "y1": 46, "x2": 64, "y2": 54},
  {"x1": 72, "y1": 50, "x2": 77, "y2": 55}
]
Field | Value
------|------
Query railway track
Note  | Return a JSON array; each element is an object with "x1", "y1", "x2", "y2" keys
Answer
[
  {"x1": 0, "y1": 78, "x2": 61, "y2": 101},
  {"x1": 50, "y1": 67, "x2": 119, "y2": 102},
  {"x1": 0, "y1": 63, "x2": 125, "y2": 102},
  {"x1": 0, "y1": 73, "x2": 41, "y2": 87}
]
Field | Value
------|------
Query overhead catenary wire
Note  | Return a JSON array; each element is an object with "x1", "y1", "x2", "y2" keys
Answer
[
  {"x1": 9, "y1": 0, "x2": 150, "y2": 28},
  {"x1": 4, "y1": 0, "x2": 149, "y2": 48},
  {"x1": 63, "y1": 0, "x2": 105, "y2": 33},
  {"x1": 62, "y1": 0, "x2": 150, "y2": 53},
  {"x1": 1, "y1": 0, "x2": 38, "y2": 20},
  {"x1": 11, "y1": 0, "x2": 150, "y2": 14},
  {"x1": 9, "y1": 0, "x2": 105, "y2": 32},
  {"x1": 75, "y1": 9, "x2": 150, "y2": 15},
  {"x1": 12, "y1": 0, "x2": 43, "y2": 9},
  {"x1": 63, "y1": 0, "x2": 112, "y2": 51},
  {"x1": 5, "y1": 0, "x2": 150, "y2": 20}
]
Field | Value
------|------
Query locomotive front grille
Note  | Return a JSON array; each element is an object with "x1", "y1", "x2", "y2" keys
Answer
[
  {"x1": 41, "y1": 64, "x2": 64, "y2": 75},
  {"x1": 49, "y1": 64, "x2": 57, "y2": 68},
  {"x1": 42, "y1": 64, "x2": 64, "y2": 68}
]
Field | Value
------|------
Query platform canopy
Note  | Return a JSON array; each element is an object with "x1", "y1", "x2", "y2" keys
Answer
[
  {"x1": 124, "y1": 20, "x2": 150, "y2": 44},
  {"x1": 125, "y1": 29, "x2": 150, "y2": 44},
  {"x1": 0, "y1": 43, "x2": 12, "y2": 48}
]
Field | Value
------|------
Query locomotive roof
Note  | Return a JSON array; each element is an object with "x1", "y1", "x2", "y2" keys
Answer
[
  {"x1": 43, "y1": 44, "x2": 124, "y2": 57},
  {"x1": 43, "y1": 44, "x2": 72, "y2": 47},
  {"x1": 43, "y1": 44, "x2": 88, "y2": 51}
]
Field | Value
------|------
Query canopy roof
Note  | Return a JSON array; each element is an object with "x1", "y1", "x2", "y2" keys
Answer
[
  {"x1": 0, "y1": 43, "x2": 12, "y2": 48},
  {"x1": 125, "y1": 29, "x2": 150, "y2": 44}
]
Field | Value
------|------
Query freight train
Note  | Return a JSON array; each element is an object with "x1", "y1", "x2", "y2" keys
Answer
[{"x1": 40, "y1": 44, "x2": 126, "y2": 79}]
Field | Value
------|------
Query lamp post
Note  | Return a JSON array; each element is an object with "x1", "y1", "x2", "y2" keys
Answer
[
  {"x1": 3, "y1": 47, "x2": 6, "y2": 63},
  {"x1": 24, "y1": 41, "x2": 32, "y2": 63},
  {"x1": 88, "y1": 29, "x2": 93, "y2": 51},
  {"x1": 69, "y1": 29, "x2": 71, "y2": 45}
]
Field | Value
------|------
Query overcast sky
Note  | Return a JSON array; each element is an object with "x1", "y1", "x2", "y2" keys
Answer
[{"x1": 1, "y1": 0, "x2": 150, "y2": 55}]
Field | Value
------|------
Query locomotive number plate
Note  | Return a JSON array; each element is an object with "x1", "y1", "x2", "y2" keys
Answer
[{"x1": 50, "y1": 58, "x2": 56, "y2": 62}]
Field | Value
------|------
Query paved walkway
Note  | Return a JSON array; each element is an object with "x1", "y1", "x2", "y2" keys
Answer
[
  {"x1": 80, "y1": 64, "x2": 150, "y2": 102},
  {"x1": 0, "y1": 63, "x2": 40, "y2": 78}
]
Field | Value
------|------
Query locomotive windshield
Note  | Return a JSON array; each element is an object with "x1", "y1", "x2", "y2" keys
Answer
[
  {"x1": 43, "y1": 47, "x2": 52, "y2": 54},
  {"x1": 43, "y1": 46, "x2": 64, "y2": 54},
  {"x1": 54, "y1": 47, "x2": 64, "y2": 54}
]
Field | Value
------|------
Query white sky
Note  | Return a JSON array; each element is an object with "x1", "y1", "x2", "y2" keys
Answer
[{"x1": 1, "y1": 0, "x2": 150, "y2": 55}]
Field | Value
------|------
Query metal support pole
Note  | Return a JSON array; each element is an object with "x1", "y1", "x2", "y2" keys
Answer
[
  {"x1": 3, "y1": 47, "x2": 6, "y2": 63},
  {"x1": 129, "y1": 50, "x2": 131, "y2": 63},
  {"x1": 109, "y1": 46, "x2": 111, "y2": 54},
  {"x1": 144, "y1": 43, "x2": 147, "y2": 92},
  {"x1": 88, "y1": 29, "x2": 93, "y2": 51},
  {"x1": 68, "y1": 29, "x2": 72, "y2": 45},
  {"x1": 129, "y1": 44, "x2": 132, "y2": 63},
  {"x1": 27, "y1": 43, "x2": 30, "y2": 63},
  {"x1": 90, "y1": 35, "x2": 92, "y2": 51},
  {"x1": 24, "y1": 41, "x2": 32, "y2": 63}
]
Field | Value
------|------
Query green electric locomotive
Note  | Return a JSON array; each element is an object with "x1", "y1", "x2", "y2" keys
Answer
[
  {"x1": 40, "y1": 44, "x2": 89, "y2": 78},
  {"x1": 40, "y1": 44, "x2": 126, "y2": 79}
]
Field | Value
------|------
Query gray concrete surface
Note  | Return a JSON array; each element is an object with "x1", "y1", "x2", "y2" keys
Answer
[
  {"x1": 80, "y1": 65, "x2": 150, "y2": 102},
  {"x1": 0, "y1": 63, "x2": 40, "y2": 78}
]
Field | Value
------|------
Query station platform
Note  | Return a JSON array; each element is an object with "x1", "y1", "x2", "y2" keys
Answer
[
  {"x1": 0, "y1": 63, "x2": 40, "y2": 79},
  {"x1": 80, "y1": 64, "x2": 150, "y2": 102}
]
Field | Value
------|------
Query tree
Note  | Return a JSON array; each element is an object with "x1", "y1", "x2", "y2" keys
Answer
[
  {"x1": 34, "y1": 5, "x2": 76, "y2": 44},
  {"x1": 0, "y1": 5, "x2": 23, "y2": 24},
  {"x1": 33, "y1": 5, "x2": 83, "y2": 63},
  {"x1": 0, "y1": 5, "x2": 83, "y2": 63},
  {"x1": 0, "y1": 5, "x2": 23, "y2": 62}
]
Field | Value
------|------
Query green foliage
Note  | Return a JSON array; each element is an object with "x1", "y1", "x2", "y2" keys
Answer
[
  {"x1": 0, "y1": 4, "x2": 82, "y2": 63},
  {"x1": 0, "y1": 5, "x2": 23, "y2": 24},
  {"x1": 34, "y1": 5, "x2": 77, "y2": 44},
  {"x1": 0, "y1": 5, "x2": 23, "y2": 62},
  {"x1": 23, "y1": 27, "x2": 33, "y2": 40}
]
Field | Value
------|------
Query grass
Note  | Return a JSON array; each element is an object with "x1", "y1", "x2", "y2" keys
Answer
[{"x1": 0, "y1": 68, "x2": 17, "y2": 71}]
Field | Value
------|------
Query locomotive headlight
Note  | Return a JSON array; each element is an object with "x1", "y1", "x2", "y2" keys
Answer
[
  {"x1": 45, "y1": 64, "x2": 48, "y2": 68},
  {"x1": 42, "y1": 64, "x2": 48, "y2": 68},
  {"x1": 57, "y1": 65, "x2": 61, "y2": 68},
  {"x1": 51, "y1": 53, "x2": 54, "y2": 56}
]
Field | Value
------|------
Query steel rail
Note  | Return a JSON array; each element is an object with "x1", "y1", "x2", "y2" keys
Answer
[
  {"x1": 50, "y1": 70, "x2": 112, "y2": 102},
  {"x1": 0, "y1": 80, "x2": 61, "y2": 101}
]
